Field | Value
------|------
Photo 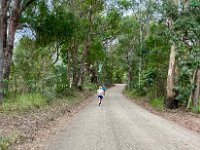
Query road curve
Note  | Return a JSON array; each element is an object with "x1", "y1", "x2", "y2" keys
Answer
[{"x1": 45, "y1": 84, "x2": 200, "y2": 150}]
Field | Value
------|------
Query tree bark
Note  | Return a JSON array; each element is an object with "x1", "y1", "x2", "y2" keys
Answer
[
  {"x1": 165, "y1": 44, "x2": 176, "y2": 109},
  {"x1": 187, "y1": 67, "x2": 197, "y2": 108},
  {"x1": 0, "y1": 0, "x2": 8, "y2": 101},
  {"x1": 0, "y1": 27, "x2": 3, "y2": 101},
  {"x1": 67, "y1": 47, "x2": 71, "y2": 88},
  {"x1": 192, "y1": 67, "x2": 200, "y2": 106},
  {"x1": 125, "y1": 50, "x2": 132, "y2": 89},
  {"x1": 77, "y1": 42, "x2": 90, "y2": 89},
  {"x1": 128, "y1": 62, "x2": 132, "y2": 88},
  {"x1": 3, "y1": 0, "x2": 21, "y2": 80},
  {"x1": 165, "y1": 0, "x2": 179, "y2": 109},
  {"x1": 72, "y1": 44, "x2": 78, "y2": 87},
  {"x1": 0, "y1": 38, "x2": 3, "y2": 101}
]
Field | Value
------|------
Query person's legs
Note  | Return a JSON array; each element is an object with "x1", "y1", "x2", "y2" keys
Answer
[
  {"x1": 98, "y1": 96, "x2": 103, "y2": 106},
  {"x1": 99, "y1": 98, "x2": 101, "y2": 106}
]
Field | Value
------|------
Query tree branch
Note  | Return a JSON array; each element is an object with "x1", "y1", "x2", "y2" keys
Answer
[{"x1": 21, "y1": 0, "x2": 35, "y2": 13}]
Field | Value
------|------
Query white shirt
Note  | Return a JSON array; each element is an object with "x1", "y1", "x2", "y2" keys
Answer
[{"x1": 97, "y1": 89, "x2": 104, "y2": 96}]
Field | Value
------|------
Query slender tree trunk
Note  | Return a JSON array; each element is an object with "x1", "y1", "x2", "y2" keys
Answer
[
  {"x1": 165, "y1": 44, "x2": 176, "y2": 109},
  {"x1": 128, "y1": 65, "x2": 132, "y2": 88},
  {"x1": 0, "y1": 31, "x2": 3, "y2": 101},
  {"x1": 187, "y1": 67, "x2": 198, "y2": 108},
  {"x1": 138, "y1": 24, "x2": 143, "y2": 88},
  {"x1": 192, "y1": 67, "x2": 200, "y2": 106},
  {"x1": 126, "y1": 50, "x2": 132, "y2": 89},
  {"x1": 77, "y1": 42, "x2": 90, "y2": 89},
  {"x1": 67, "y1": 47, "x2": 71, "y2": 88},
  {"x1": 0, "y1": 0, "x2": 8, "y2": 101},
  {"x1": 72, "y1": 44, "x2": 78, "y2": 87}
]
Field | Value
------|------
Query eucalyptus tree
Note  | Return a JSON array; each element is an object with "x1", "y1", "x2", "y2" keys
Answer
[{"x1": 0, "y1": 0, "x2": 36, "y2": 101}]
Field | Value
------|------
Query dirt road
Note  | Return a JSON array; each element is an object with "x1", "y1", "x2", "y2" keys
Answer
[{"x1": 45, "y1": 84, "x2": 200, "y2": 150}]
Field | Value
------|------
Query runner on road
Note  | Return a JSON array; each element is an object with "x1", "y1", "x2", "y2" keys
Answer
[{"x1": 97, "y1": 86, "x2": 104, "y2": 106}]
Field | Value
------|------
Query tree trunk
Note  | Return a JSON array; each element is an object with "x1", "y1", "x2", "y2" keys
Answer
[
  {"x1": 164, "y1": 0, "x2": 179, "y2": 109},
  {"x1": 126, "y1": 50, "x2": 132, "y2": 89},
  {"x1": 187, "y1": 67, "x2": 198, "y2": 108},
  {"x1": 0, "y1": 30, "x2": 3, "y2": 101},
  {"x1": 165, "y1": 44, "x2": 176, "y2": 109},
  {"x1": 76, "y1": 6, "x2": 93, "y2": 89},
  {"x1": 3, "y1": 0, "x2": 21, "y2": 80},
  {"x1": 72, "y1": 41, "x2": 79, "y2": 88},
  {"x1": 138, "y1": 24, "x2": 144, "y2": 88},
  {"x1": 0, "y1": 0, "x2": 8, "y2": 101},
  {"x1": 67, "y1": 47, "x2": 71, "y2": 88},
  {"x1": 72, "y1": 44, "x2": 78, "y2": 87},
  {"x1": 192, "y1": 67, "x2": 200, "y2": 106},
  {"x1": 128, "y1": 64, "x2": 132, "y2": 88},
  {"x1": 77, "y1": 42, "x2": 90, "y2": 89}
]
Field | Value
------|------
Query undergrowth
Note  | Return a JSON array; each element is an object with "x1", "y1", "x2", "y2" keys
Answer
[
  {"x1": 149, "y1": 97, "x2": 164, "y2": 111},
  {"x1": 190, "y1": 105, "x2": 200, "y2": 113},
  {"x1": 123, "y1": 88, "x2": 143, "y2": 99},
  {"x1": 0, "y1": 93, "x2": 47, "y2": 113}
]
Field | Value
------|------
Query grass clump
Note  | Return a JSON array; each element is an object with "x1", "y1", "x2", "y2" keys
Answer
[
  {"x1": 1, "y1": 93, "x2": 47, "y2": 113},
  {"x1": 190, "y1": 105, "x2": 200, "y2": 113},
  {"x1": 0, "y1": 134, "x2": 19, "y2": 150},
  {"x1": 149, "y1": 97, "x2": 164, "y2": 111},
  {"x1": 0, "y1": 137, "x2": 9, "y2": 150}
]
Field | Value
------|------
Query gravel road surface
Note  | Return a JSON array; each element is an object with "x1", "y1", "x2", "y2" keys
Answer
[{"x1": 45, "y1": 84, "x2": 200, "y2": 150}]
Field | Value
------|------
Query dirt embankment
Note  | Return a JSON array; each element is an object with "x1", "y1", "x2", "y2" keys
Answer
[{"x1": 0, "y1": 91, "x2": 94, "y2": 150}]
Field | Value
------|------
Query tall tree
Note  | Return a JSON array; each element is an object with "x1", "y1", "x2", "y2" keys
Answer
[
  {"x1": 0, "y1": 0, "x2": 35, "y2": 101},
  {"x1": 164, "y1": 0, "x2": 179, "y2": 109}
]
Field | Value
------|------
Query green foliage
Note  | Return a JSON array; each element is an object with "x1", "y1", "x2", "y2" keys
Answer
[
  {"x1": 124, "y1": 88, "x2": 145, "y2": 98},
  {"x1": 52, "y1": 65, "x2": 68, "y2": 94},
  {"x1": 190, "y1": 105, "x2": 200, "y2": 113},
  {"x1": 87, "y1": 42, "x2": 105, "y2": 64},
  {"x1": 0, "y1": 134, "x2": 19, "y2": 150},
  {"x1": 36, "y1": 11, "x2": 75, "y2": 46},
  {"x1": 1, "y1": 93, "x2": 47, "y2": 112},
  {"x1": 158, "y1": 0, "x2": 179, "y2": 20},
  {"x1": 189, "y1": 0, "x2": 200, "y2": 7},
  {"x1": 12, "y1": 37, "x2": 53, "y2": 93},
  {"x1": 83, "y1": 82, "x2": 97, "y2": 91},
  {"x1": 149, "y1": 97, "x2": 164, "y2": 111},
  {"x1": 117, "y1": 0, "x2": 132, "y2": 10}
]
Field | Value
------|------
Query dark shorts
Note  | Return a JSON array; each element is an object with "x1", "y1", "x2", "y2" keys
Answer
[{"x1": 98, "y1": 95, "x2": 103, "y2": 100}]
